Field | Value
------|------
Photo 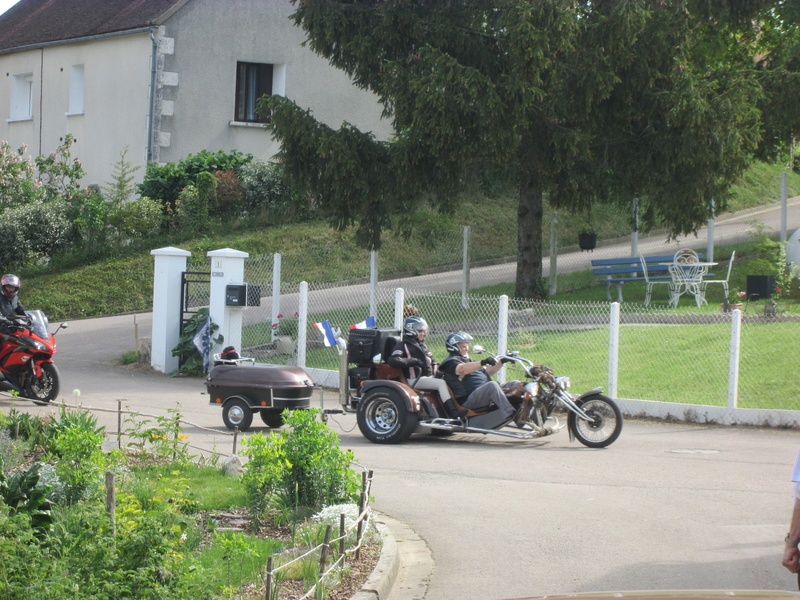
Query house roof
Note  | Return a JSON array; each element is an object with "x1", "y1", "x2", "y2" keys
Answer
[{"x1": 0, "y1": 0, "x2": 190, "y2": 53}]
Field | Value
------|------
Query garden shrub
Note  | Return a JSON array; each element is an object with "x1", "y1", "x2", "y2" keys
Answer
[
  {"x1": 241, "y1": 408, "x2": 360, "y2": 520},
  {"x1": 106, "y1": 196, "x2": 163, "y2": 246},
  {"x1": 0, "y1": 200, "x2": 72, "y2": 269},
  {"x1": 138, "y1": 149, "x2": 252, "y2": 211}
]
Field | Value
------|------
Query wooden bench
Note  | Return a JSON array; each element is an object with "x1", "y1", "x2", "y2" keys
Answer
[{"x1": 591, "y1": 253, "x2": 713, "y2": 305}]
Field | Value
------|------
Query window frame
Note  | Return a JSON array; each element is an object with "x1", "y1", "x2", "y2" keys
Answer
[
  {"x1": 234, "y1": 61, "x2": 273, "y2": 124},
  {"x1": 9, "y1": 72, "x2": 33, "y2": 122}
]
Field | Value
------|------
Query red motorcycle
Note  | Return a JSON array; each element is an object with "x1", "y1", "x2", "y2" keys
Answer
[{"x1": 0, "y1": 310, "x2": 67, "y2": 404}]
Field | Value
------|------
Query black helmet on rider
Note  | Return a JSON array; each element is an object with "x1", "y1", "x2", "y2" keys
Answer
[
  {"x1": 403, "y1": 316, "x2": 428, "y2": 341},
  {"x1": 1, "y1": 274, "x2": 20, "y2": 299},
  {"x1": 445, "y1": 331, "x2": 473, "y2": 354}
]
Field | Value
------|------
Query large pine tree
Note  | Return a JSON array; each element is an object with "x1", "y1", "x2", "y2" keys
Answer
[{"x1": 267, "y1": 0, "x2": 776, "y2": 298}]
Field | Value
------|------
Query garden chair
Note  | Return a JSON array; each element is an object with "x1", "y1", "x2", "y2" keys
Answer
[
  {"x1": 700, "y1": 250, "x2": 735, "y2": 301},
  {"x1": 640, "y1": 253, "x2": 675, "y2": 307}
]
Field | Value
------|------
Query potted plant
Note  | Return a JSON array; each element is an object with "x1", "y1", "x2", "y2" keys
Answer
[
  {"x1": 721, "y1": 289, "x2": 746, "y2": 312},
  {"x1": 578, "y1": 224, "x2": 597, "y2": 251}
]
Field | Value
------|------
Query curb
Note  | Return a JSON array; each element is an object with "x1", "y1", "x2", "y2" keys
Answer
[{"x1": 352, "y1": 512, "x2": 432, "y2": 600}]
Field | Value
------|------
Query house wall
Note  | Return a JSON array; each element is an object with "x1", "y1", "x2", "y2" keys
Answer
[
  {"x1": 158, "y1": 0, "x2": 391, "y2": 166},
  {"x1": 0, "y1": 33, "x2": 153, "y2": 188},
  {"x1": 0, "y1": 0, "x2": 392, "y2": 191}
]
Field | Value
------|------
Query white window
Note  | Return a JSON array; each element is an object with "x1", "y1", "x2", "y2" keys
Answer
[
  {"x1": 9, "y1": 73, "x2": 33, "y2": 121},
  {"x1": 67, "y1": 64, "x2": 84, "y2": 115}
]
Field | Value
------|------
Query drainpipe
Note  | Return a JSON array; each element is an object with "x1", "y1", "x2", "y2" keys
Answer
[{"x1": 147, "y1": 27, "x2": 158, "y2": 164}]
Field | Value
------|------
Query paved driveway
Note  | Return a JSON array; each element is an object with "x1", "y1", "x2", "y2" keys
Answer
[
  {"x1": 4, "y1": 199, "x2": 799, "y2": 598},
  {"x1": 5, "y1": 320, "x2": 798, "y2": 599}
]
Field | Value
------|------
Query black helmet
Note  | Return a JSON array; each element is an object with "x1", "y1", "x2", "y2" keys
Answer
[
  {"x1": 445, "y1": 331, "x2": 473, "y2": 354},
  {"x1": 1, "y1": 274, "x2": 20, "y2": 299},
  {"x1": 403, "y1": 316, "x2": 428, "y2": 341}
]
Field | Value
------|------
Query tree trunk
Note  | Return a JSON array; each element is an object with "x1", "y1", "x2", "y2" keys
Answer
[{"x1": 515, "y1": 180, "x2": 544, "y2": 299}]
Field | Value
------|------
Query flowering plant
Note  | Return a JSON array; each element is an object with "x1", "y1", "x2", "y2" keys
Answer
[
  {"x1": 727, "y1": 289, "x2": 746, "y2": 303},
  {"x1": 272, "y1": 312, "x2": 299, "y2": 338}
]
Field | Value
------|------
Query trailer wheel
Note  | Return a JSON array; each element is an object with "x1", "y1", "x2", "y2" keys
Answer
[
  {"x1": 260, "y1": 409, "x2": 285, "y2": 428},
  {"x1": 222, "y1": 396, "x2": 253, "y2": 431}
]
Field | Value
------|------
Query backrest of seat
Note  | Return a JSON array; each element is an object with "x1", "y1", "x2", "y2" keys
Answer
[
  {"x1": 383, "y1": 335, "x2": 400, "y2": 363},
  {"x1": 725, "y1": 251, "x2": 736, "y2": 280},
  {"x1": 638, "y1": 254, "x2": 650, "y2": 282}
]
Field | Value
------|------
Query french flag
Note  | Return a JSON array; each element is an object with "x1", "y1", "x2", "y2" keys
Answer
[
  {"x1": 314, "y1": 320, "x2": 337, "y2": 347},
  {"x1": 350, "y1": 315, "x2": 376, "y2": 329}
]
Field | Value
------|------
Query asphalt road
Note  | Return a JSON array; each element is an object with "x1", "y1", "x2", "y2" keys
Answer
[
  {"x1": 2, "y1": 199, "x2": 800, "y2": 598},
  {"x1": 3, "y1": 312, "x2": 798, "y2": 599}
]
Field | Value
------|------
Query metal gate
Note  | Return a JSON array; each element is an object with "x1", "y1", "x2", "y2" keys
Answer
[{"x1": 179, "y1": 271, "x2": 211, "y2": 365}]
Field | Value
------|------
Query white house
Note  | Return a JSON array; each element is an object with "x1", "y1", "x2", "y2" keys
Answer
[{"x1": 0, "y1": 0, "x2": 391, "y2": 188}]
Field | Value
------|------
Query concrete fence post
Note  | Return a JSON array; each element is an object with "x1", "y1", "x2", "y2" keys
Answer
[
  {"x1": 150, "y1": 246, "x2": 191, "y2": 373},
  {"x1": 394, "y1": 288, "x2": 405, "y2": 330},
  {"x1": 728, "y1": 308, "x2": 742, "y2": 409},
  {"x1": 608, "y1": 302, "x2": 620, "y2": 398},
  {"x1": 207, "y1": 248, "x2": 249, "y2": 358},
  {"x1": 497, "y1": 295, "x2": 509, "y2": 384}
]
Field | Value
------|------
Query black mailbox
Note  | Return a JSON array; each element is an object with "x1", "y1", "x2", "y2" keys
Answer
[
  {"x1": 225, "y1": 284, "x2": 247, "y2": 307},
  {"x1": 225, "y1": 284, "x2": 261, "y2": 307}
]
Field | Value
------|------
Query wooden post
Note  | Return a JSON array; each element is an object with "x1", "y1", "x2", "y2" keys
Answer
[
  {"x1": 319, "y1": 524, "x2": 332, "y2": 579},
  {"x1": 233, "y1": 427, "x2": 239, "y2": 454},
  {"x1": 117, "y1": 400, "x2": 122, "y2": 449},
  {"x1": 12, "y1": 422, "x2": 18, "y2": 440},
  {"x1": 356, "y1": 472, "x2": 367, "y2": 559},
  {"x1": 265, "y1": 556, "x2": 273, "y2": 600},
  {"x1": 105, "y1": 471, "x2": 116, "y2": 537},
  {"x1": 172, "y1": 415, "x2": 179, "y2": 461},
  {"x1": 339, "y1": 513, "x2": 346, "y2": 560}
]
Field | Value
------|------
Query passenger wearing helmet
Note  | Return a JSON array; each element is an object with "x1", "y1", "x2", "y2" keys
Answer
[
  {"x1": 439, "y1": 331, "x2": 516, "y2": 428},
  {"x1": 388, "y1": 316, "x2": 451, "y2": 401},
  {"x1": 0, "y1": 274, "x2": 27, "y2": 331}
]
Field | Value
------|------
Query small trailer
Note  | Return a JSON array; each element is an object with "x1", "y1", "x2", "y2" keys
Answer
[{"x1": 206, "y1": 354, "x2": 316, "y2": 431}]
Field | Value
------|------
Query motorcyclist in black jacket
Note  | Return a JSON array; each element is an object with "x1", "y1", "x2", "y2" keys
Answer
[
  {"x1": 388, "y1": 316, "x2": 452, "y2": 402},
  {"x1": 0, "y1": 274, "x2": 28, "y2": 331}
]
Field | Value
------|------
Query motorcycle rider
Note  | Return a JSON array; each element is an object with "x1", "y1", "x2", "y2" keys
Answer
[
  {"x1": 0, "y1": 274, "x2": 28, "y2": 331},
  {"x1": 388, "y1": 316, "x2": 452, "y2": 402},
  {"x1": 439, "y1": 331, "x2": 516, "y2": 428}
]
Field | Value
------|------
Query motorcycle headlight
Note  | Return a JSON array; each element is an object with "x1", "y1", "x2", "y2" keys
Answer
[
  {"x1": 555, "y1": 376, "x2": 570, "y2": 390},
  {"x1": 524, "y1": 382, "x2": 538, "y2": 397}
]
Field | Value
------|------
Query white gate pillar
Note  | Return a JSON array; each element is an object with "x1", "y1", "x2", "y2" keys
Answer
[
  {"x1": 208, "y1": 248, "x2": 249, "y2": 357},
  {"x1": 150, "y1": 246, "x2": 191, "y2": 374}
]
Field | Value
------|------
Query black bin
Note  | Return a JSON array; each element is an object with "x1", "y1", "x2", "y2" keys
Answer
[{"x1": 746, "y1": 275, "x2": 774, "y2": 300}]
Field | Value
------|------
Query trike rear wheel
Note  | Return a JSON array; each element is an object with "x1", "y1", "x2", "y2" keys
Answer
[{"x1": 357, "y1": 388, "x2": 417, "y2": 444}]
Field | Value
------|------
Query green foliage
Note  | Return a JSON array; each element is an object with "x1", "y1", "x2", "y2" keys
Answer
[
  {"x1": 106, "y1": 196, "x2": 163, "y2": 246},
  {"x1": 241, "y1": 409, "x2": 360, "y2": 521},
  {"x1": 123, "y1": 407, "x2": 192, "y2": 464},
  {"x1": 103, "y1": 147, "x2": 141, "y2": 207},
  {"x1": 0, "y1": 463, "x2": 53, "y2": 530},
  {"x1": 67, "y1": 187, "x2": 108, "y2": 251},
  {"x1": 0, "y1": 200, "x2": 73, "y2": 269},
  {"x1": 171, "y1": 308, "x2": 222, "y2": 375},
  {"x1": 138, "y1": 149, "x2": 253, "y2": 210},
  {"x1": 239, "y1": 160, "x2": 307, "y2": 222},
  {"x1": 273, "y1": 1, "x2": 776, "y2": 298},
  {"x1": 45, "y1": 405, "x2": 106, "y2": 505}
]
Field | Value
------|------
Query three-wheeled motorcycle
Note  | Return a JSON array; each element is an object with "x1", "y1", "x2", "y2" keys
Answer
[{"x1": 333, "y1": 327, "x2": 623, "y2": 447}]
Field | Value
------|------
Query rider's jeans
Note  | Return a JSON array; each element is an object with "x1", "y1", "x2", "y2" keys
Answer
[{"x1": 462, "y1": 381, "x2": 515, "y2": 429}]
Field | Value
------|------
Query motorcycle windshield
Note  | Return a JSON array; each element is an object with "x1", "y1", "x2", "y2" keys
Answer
[{"x1": 25, "y1": 310, "x2": 49, "y2": 339}]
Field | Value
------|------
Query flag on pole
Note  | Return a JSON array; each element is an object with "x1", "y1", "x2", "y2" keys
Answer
[
  {"x1": 191, "y1": 316, "x2": 212, "y2": 373},
  {"x1": 350, "y1": 315, "x2": 376, "y2": 329},
  {"x1": 314, "y1": 320, "x2": 337, "y2": 347}
]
